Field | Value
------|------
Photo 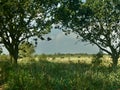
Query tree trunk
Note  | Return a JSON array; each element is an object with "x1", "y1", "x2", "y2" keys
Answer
[
  {"x1": 13, "y1": 53, "x2": 18, "y2": 64},
  {"x1": 10, "y1": 51, "x2": 18, "y2": 65},
  {"x1": 111, "y1": 54, "x2": 119, "y2": 67},
  {"x1": 9, "y1": 45, "x2": 19, "y2": 65}
]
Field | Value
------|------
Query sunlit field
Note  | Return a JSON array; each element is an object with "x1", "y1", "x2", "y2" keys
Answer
[
  {"x1": 19, "y1": 54, "x2": 120, "y2": 66},
  {"x1": 0, "y1": 54, "x2": 120, "y2": 90}
]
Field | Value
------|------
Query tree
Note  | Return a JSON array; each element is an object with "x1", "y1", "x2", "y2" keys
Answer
[
  {"x1": 0, "y1": 46, "x2": 2, "y2": 55},
  {"x1": 54, "y1": 0, "x2": 120, "y2": 66},
  {"x1": 19, "y1": 41, "x2": 35, "y2": 58},
  {"x1": 0, "y1": 0, "x2": 58, "y2": 64}
]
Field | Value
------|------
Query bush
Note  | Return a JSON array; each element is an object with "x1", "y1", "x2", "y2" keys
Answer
[
  {"x1": 0, "y1": 55, "x2": 9, "y2": 61},
  {"x1": 92, "y1": 51, "x2": 103, "y2": 66},
  {"x1": 38, "y1": 54, "x2": 47, "y2": 61}
]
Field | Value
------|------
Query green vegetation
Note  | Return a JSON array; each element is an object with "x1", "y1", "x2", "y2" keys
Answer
[
  {"x1": 19, "y1": 41, "x2": 35, "y2": 58},
  {"x1": 0, "y1": 0, "x2": 119, "y2": 66},
  {"x1": 0, "y1": 54, "x2": 120, "y2": 90},
  {"x1": 0, "y1": 0, "x2": 119, "y2": 89},
  {"x1": 0, "y1": 0, "x2": 57, "y2": 64},
  {"x1": 55, "y1": 0, "x2": 120, "y2": 66}
]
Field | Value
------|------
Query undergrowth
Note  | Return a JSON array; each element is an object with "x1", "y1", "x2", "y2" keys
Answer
[{"x1": 0, "y1": 59, "x2": 120, "y2": 90}]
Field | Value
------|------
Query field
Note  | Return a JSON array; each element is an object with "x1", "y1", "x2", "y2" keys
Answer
[{"x1": 0, "y1": 54, "x2": 120, "y2": 90}]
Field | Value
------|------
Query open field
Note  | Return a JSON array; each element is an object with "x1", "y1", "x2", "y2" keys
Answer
[
  {"x1": 19, "y1": 54, "x2": 120, "y2": 66},
  {"x1": 0, "y1": 54, "x2": 120, "y2": 90}
]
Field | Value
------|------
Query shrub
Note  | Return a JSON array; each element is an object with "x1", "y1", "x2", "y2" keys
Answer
[{"x1": 92, "y1": 51, "x2": 103, "y2": 66}]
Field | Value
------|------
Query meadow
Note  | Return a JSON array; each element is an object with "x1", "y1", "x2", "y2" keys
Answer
[{"x1": 0, "y1": 54, "x2": 120, "y2": 90}]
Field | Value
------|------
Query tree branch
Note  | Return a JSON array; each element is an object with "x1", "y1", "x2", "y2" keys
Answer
[{"x1": 93, "y1": 41, "x2": 112, "y2": 55}]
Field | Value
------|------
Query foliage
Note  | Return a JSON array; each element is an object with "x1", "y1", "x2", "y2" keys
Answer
[
  {"x1": 0, "y1": 61, "x2": 12, "y2": 85},
  {"x1": 0, "y1": 0, "x2": 58, "y2": 64},
  {"x1": 54, "y1": 0, "x2": 120, "y2": 66},
  {"x1": 19, "y1": 41, "x2": 35, "y2": 58},
  {"x1": 0, "y1": 54, "x2": 9, "y2": 61},
  {"x1": 0, "y1": 46, "x2": 2, "y2": 55},
  {"x1": 38, "y1": 54, "x2": 47, "y2": 61},
  {"x1": 1, "y1": 59, "x2": 120, "y2": 90},
  {"x1": 92, "y1": 50, "x2": 103, "y2": 66}
]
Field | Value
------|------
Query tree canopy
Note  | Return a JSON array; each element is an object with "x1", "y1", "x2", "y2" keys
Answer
[
  {"x1": 0, "y1": 0, "x2": 58, "y2": 64},
  {"x1": 55, "y1": 0, "x2": 120, "y2": 66}
]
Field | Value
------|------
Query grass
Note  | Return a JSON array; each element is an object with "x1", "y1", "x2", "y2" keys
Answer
[{"x1": 0, "y1": 54, "x2": 120, "y2": 90}]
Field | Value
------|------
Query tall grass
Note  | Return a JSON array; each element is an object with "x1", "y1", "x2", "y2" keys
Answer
[{"x1": 0, "y1": 58, "x2": 120, "y2": 90}]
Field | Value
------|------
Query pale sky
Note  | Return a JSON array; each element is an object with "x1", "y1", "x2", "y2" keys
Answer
[{"x1": 35, "y1": 29, "x2": 99, "y2": 54}]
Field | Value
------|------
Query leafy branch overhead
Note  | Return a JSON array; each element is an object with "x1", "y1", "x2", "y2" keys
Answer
[
  {"x1": 0, "y1": 0, "x2": 58, "y2": 64},
  {"x1": 54, "y1": 0, "x2": 120, "y2": 66}
]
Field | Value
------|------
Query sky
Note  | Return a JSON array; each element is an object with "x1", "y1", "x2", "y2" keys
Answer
[{"x1": 34, "y1": 29, "x2": 99, "y2": 54}]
